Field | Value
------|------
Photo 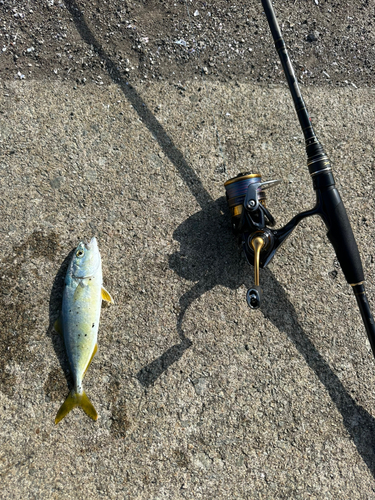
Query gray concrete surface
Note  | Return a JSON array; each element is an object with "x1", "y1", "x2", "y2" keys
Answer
[
  {"x1": 1, "y1": 0, "x2": 375, "y2": 491},
  {"x1": 0, "y1": 77, "x2": 374, "y2": 499}
]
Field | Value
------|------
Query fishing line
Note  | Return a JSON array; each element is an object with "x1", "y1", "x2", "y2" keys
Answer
[{"x1": 182, "y1": 0, "x2": 227, "y2": 173}]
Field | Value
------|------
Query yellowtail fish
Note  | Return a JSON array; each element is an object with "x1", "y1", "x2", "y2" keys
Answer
[{"x1": 54, "y1": 237, "x2": 113, "y2": 424}]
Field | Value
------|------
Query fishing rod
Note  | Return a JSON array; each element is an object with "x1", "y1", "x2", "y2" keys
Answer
[{"x1": 224, "y1": 0, "x2": 375, "y2": 359}]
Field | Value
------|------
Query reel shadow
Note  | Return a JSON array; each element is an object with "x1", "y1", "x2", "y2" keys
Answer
[
  {"x1": 136, "y1": 197, "x2": 241, "y2": 387},
  {"x1": 47, "y1": 249, "x2": 75, "y2": 391},
  {"x1": 137, "y1": 197, "x2": 375, "y2": 476},
  {"x1": 62, "y1": 1, "x2": 375, "y2": 474}
]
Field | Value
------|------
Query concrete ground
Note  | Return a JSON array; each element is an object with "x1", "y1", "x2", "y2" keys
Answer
[{"x1": 1, "y1": 6, "x2": 375, "y2": 500}]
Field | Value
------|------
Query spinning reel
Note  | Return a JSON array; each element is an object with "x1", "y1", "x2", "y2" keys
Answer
[{"x1": 225, "y1": 172, "x2": 310, "y2": 309}]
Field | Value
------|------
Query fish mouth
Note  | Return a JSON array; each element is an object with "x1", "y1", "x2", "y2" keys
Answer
[{"x1": 84, "y1": 237, "x2": 98, "y2": 250}]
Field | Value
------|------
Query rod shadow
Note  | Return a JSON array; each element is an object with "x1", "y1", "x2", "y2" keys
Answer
[
  {"x1": 47, "y1": 249, "x2": 75, "y2": 391},
  {"x1": 137, "y1": 197, "x2": 375, "y2": 476},
  {"x1": 261, "y1": 270, "x2": 375, "y2": 476},
  {"x1": 62, "y1": 0, "x2": 375, "y2": 475},
  {"x1": 63, "y1": 0, "x2": 213, "y2": 211},
  {"x1": 62, "y1": 0, "x2": 213, "y2": 387}
]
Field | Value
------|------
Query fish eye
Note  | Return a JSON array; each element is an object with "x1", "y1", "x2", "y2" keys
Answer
[{"x1": 76, "y1": 250, "x2": 84, "y2": 258}]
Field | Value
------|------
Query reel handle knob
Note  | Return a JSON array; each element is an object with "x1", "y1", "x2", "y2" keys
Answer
[{"x1": 247, "y1": 286, "x2": 262, "y2": 309}]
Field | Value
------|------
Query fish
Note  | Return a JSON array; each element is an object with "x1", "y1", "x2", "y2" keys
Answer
[{"x1": 54, "y1": 237, "x2": 113, "y2": 424}]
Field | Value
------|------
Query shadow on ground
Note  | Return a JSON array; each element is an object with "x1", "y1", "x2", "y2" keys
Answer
[
  {"x1": 63, "y1": 0, "x2": 213, "y2": 211},
  {"x1": 63, "y1": 0, "x2": 375, "y2": 476},
  {"x1": 44, "y1": 249, "x2": 75, "y2": 404},
  {"x1": 137, "y1": 197, "x2": 375, "y2": 477}
]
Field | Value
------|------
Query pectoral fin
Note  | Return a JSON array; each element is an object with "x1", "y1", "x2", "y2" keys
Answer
[
  {"x1": 55, "y1": 389, "x2": 98, "y2": 424},
  {"x1": 53, "y1": 316, "x2": 63, "y2": 336},
  {"x1": 101, "y1": 287, "x2": 114, "y2": 303}
]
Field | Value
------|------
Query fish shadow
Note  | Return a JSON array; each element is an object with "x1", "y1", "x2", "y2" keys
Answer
[
  {"x1": 46, "y1": 249, "x2": 75, "y2": 394},
  {"x1": 137, "y1": 196, "x2": 375, "y2": 476}
]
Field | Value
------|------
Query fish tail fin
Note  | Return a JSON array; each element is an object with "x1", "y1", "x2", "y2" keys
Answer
[
  {"x1": 55, "y1": 390, "x2": 98, "y2": 424},
  {"x1": 79, "y1": 391, "x2": 98, "y2": 421}
]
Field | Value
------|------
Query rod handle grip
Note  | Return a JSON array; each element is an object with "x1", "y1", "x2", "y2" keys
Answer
[{"x1": 319, "y1": 186, "x2": 364, "y2": 285}]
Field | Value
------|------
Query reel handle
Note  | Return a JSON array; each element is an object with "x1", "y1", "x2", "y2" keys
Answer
[{"x1": 246, "y1": 235, "x2": 266, "y2": 309}]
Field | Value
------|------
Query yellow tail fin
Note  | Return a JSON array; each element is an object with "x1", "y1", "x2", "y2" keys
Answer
[{"x1": 55, "y1": 390, "x2": 98, "y2": 424}]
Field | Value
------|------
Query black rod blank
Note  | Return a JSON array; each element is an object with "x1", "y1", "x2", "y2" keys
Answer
[
  {"x1": 261, "y1": 0, "x2": 315, "y2": 143},
  {"x1": 260, "y1": 0, "x2": 375, "y2": 358}
]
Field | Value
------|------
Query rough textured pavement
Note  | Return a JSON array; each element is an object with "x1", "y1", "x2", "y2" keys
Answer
[{"x1": 1, "y1": 2, "x2": 375, "y2": 500}]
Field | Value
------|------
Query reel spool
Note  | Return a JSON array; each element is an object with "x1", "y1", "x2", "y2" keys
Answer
[{"x1": 224, "y1": 173, "x2": 267, "y2": 233}]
